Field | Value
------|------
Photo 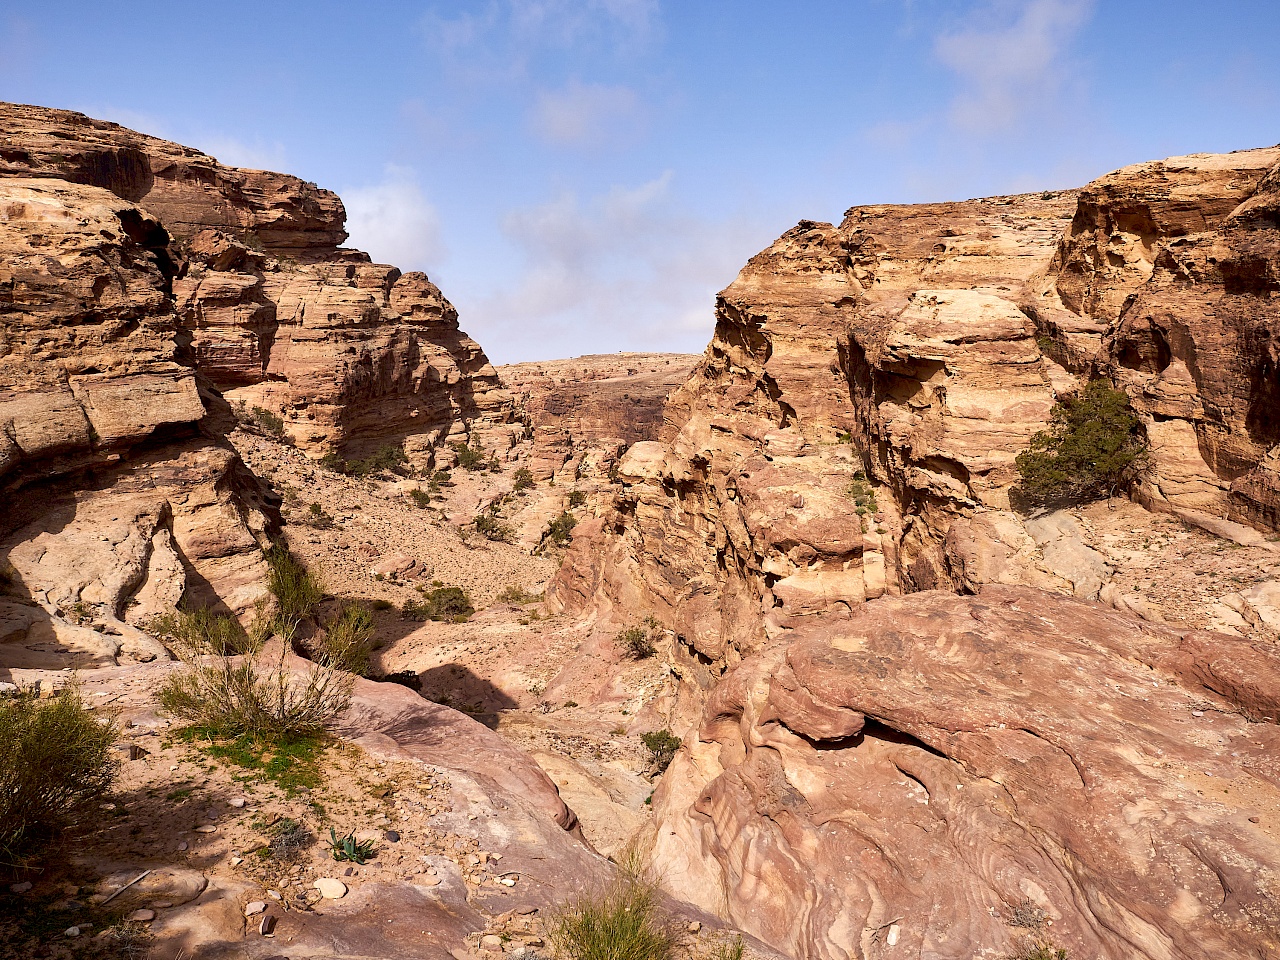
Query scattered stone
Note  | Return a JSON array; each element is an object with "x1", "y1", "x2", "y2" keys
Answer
[
  {"x1": 1251, "y1": 816, "x2": 1262, "y2": 823},
  {"x1": 128, "y1": 909, "x2": 155, "y2": 922},
  {"x1": 245, "y1": 901, "x2": 267, "y2": 917},
  {"x1": 259, "y1": 914, "x2": 277, "y2": 936},
  {"x1": 314, "y1": 878, "x2": 347, "y2": 900},
  {"x1": 499, "y1": 877, "x2": 516, "y2": 887},
  {"x1": 268, "y1": 890, "x2": 282, "y2": 901},
  {"x1": 230, "y1": 797, "x2": 247, "y2": 808},
  {"x1": 515, "y1": 905, "x2": 538, "y2": 915},
  {"x1": 194, "y1": 825, "x2": 217, "y2": 834},
  {"x1": 231, "y1": 857, "x2": 244, "y2": 866},
  {"x1": 420, "y1": 876, "x2": 441, "y2": 887},
  {"x1": 9, "y1": 881, "x2": 32, "y2": 894},
  {"x1": 343, "y1": 867, "x2": 353, "y2": 877},
  {"x1": 687, "y1": 922, "x2": 702, "y2": 934},
  {"x1": 480, "y1": 935, "x2": 504, "y2": 951},
  {"x1": 65, "y1": 927, "x2": 81, "y2": 938},
  {"x1": 177, "y1": 842, "x2": 189, "y2": 851},
  {"x1": 385, "y1": 830, "x2": 400, "y2": 842}
]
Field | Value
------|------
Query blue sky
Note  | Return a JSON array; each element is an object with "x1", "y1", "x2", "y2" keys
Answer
[{"x1": 4, "y1": 1, "x2": 1278, "y2": 363}]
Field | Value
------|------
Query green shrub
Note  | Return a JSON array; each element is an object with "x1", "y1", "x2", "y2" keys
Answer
[
  {"x1": 265, "y1": 543, "x2": 324, "y2": 638},
  {"x1": 617, "y1": 617, "x2": 659, "y2": 660},
  {"x1": 474, "y1": 511, "x2": 515, "y2": 543},
  {"x1": 641, "y1": 729, "x2": 681, "y2": 774},
  {"x1": 711, "y1": 938, "x2": 745, "y2": 960},
  {"x1": 846, "y1": 471, "x2": 878, "y2": 516},
  {"x1": 409, "y1": 488, "x2": 432, "y2": 509},
  {"x1": 1015, "y1": 379, "x2": 1149, "y2": 506},
  {"x1": 568, "y1": 490, "x2": 587, "y2": 508},
  {"x1": 545, "y1": 511, "x2": 577, "y2": 546},
  {"x1": 319, "y1": 451, "x2": 349, "y2": 474},
  {"x1": 149, "y1": 606, "x2": 251, "y2": 655},
  {"x1": 452, "y1": 441, "x2": 489, "y2": 471},
  {"x1": 352, "y1": 443, "x2": 408, "y2": 478},
  {"x1": 513, "y1": 467, "x2": 535, "y2": 492},
  {"x1": 305, "y1": 502, "x2": 335, "y2": 529},
  {"x1": 157, "y1": 652, "x2": 352, "y2": 741},
  {"x1": 550, "y1": 867, "x2": 677, "y2": 960},
  {"x1": 322, "y1": 602, "x2": 375, "y2": 675},
  {"x1": 0, "y1": 686, "x2": 118, "y2": 867},
  {"x1": 249, "y1": 406, "x2": 286, "y2": 438},
  {"x1": 403, "y1": 586, "x2": 474, "y2": 623}
]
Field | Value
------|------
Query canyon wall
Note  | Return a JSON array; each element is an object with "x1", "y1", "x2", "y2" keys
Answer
[
  {"x1": 0, "y1": 103, "x2": 510, "y2": 669},
  {"x1": 551, "y1": 147, "x2": 1280, "y2": 959},
  {"x1": 0, "y1": 102, "x2": 513, "y2": 462}
]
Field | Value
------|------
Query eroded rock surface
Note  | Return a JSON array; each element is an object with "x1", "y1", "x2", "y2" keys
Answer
[{"x1": 646, "y1": 586, "x2": 1280, "y2": 960}]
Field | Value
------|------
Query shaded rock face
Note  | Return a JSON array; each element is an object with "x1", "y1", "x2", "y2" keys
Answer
[
  {"x1": 647, "y1": 586, "x2": 1280, "y2": 960},
  {"x1": 0, "y1": 176, "x2": 275, "y2": 662},
  {"x1": 0, "y1": 102, "x2": 512, "y2": 460},
  {"x1": 498, "y1": 353, "x2": 698, "y2": 480},
  {"x1": 1026, "y1": 147, "x2": 1280, "y2": 527}
]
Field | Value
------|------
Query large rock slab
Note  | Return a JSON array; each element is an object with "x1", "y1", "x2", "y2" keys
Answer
[{"x1": 647, "y1": 586, "x2": 1280, "y2": 960}]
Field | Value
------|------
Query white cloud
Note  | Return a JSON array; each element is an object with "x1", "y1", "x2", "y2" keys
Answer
[
  {"x1": 934, "y1": 0, "x2": 1094, "y2": 133},
  {"x1": 530, "y1": 80, "x2": 643, "y2": 147},
  {"x1": 195, "y1": 134, "x2": 288, "y2": 171},
  {"x1": 467, "y1": 173, "x2": 771, "y2": 362},
  {"x1": 342, "y1": 166, "x2": 444, "y2": 271}
]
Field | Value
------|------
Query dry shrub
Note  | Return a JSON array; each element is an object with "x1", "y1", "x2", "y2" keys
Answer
[
  {"x1": 265, "y1": 542, "x2": 324, "y2": 639},
  {"x1": 150, "y1": 606, "x2": 252, "y2": 655},
  {"x1": 0, "y1": 686, "x2": 118, "y2": 867},
  {"x1": 321, "y1": 601, "x2": 375, "y2": 676}
]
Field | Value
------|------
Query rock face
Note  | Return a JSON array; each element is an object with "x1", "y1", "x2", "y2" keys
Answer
[
  {"x1": 499, "y1": 353, "x2": 698, "y2": 480},
  {"x1": 0, "y1": 175, "x2": 275, "y2": 665},
  {"x1": 1026, "y1": 147, "x2": 1280, "y2": 528},
  {"x1": 0, "y1": 101, "x2": 513, "y2": 461},
  {"x1": 647, "y1": 586, "x2": 1280, "y2": 960}
]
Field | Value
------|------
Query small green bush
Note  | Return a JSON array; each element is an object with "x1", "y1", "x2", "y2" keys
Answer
[
  {"x1": 149, "y1": 606, "x2": 251, "y2": 656},
  {"x1": 0, "y1": 687, "x2": 118, "y2": 867},
  {"x1": 249, "y1": 406, "x2": 286, "y2": 438},
  {"x1": 408, "y1": 488, "x2": 432, "y2": 509},
  {"x1": 322, "y1": 602, "x2": 375, "y2": 675},
  {"x1": 1015, "y1": 379, "x2": 1149, "y2": 506},
  {"x1": 846, "y1": 471, "x2": 878, "y2": 516},
  {"x1": 498, "y1": 585, "x2": 541, "y2": 605},
  {"x1": 641, "y1": 729, "x2": 681, "y2": 774},
  {"x1": 474, "y1": 511, "x2": 515, "y2": 543},
  {"x1": 513, "y1": 467, "x2": 535, "y2": 492},
  {"x1": 352, "y1": 443, "x2": 408, "y2": 478},
  {"x1": 452, "y1": 441, "x2": 490, "y2": 471},
  {"x1": 403, "y1": 586, "x2": 474, "y2": 622},
  {"x1": 568, "y1": 490, "x2": 587, "y2": 508},
  {"x1": 305, "y1": 502, "x2": 335, "y2": 529},
  {"x1": 265, "y1": 543, "x2": 324, "y2": 639},
  {"x1": 617, "y1": 617, "x2": 659, "y2": 660},
  {"x1": 545, "y1": 511, "x2": 577, "y2": 546}
]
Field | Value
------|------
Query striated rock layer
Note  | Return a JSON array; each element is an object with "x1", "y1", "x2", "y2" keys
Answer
[{"x1": 0, "y1": 101, "x2": 513, "y2": 462}]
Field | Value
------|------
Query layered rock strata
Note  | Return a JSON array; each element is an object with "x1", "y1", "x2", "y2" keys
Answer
[{"x1": 0, "y1": 101, "x2": 513, "y2": 462}]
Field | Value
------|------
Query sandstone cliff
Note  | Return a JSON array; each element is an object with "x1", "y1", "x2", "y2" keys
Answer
[
  {"x1": 548, "y1": 146, "x2": 1280, "y2": 959},
  {"x1": 1, "y1": 102, "x2": 513, "y2": 463}
]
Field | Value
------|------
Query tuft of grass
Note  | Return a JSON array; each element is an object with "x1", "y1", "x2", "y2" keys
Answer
[
  {"x1": 403, "y1": 586, "x2": 474, "y2": 623},
  {"x1": 305, "y1": 502, "x2": 336, "y2": 529},
  {"x1": 0, "y1": 686, "x2": 118, "y2": 868},
  {"x1": 180, "y1": 728, "x2": 325, "y2": 795},
  {"x1": 550, "y1": 861, "x2": 678, "y2": 960},
  {"x1": 497, "y1": 585, "x2": 542, "y2": 605},
  {"x1": 846, "y1": 471, "x2": 878, "y2": 516},
  {"x1": 711, "y1": 938, "x2": 745, "y2": 960},
  {"x1": 513, "y1": 467, "x2": 535, "y2": 492},
  {"x1": 641, "y1": 729, "x2": 681, "y2": 775},
  {"x1": 258, "y1": 816, "x2": 312, "y2": 861},
  {"x1": 568, "y1": 489, "x2": 587, "y2": 508}
]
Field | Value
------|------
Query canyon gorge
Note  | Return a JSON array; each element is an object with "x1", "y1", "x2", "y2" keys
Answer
[{"x1": 1, "y1": 102, "x2": 1278, "y2": 960}]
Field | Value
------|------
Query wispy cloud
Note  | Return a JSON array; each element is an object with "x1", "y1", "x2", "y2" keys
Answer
[
  {"x1": 529, "y1": 79, "x2": 643, "y2": 147},
  {"x1": 934, "y1": 0, "x2": 1094, "y2": 133},
  {"x1": 343, "y1": 166, "x2": 444, "y2": 272},
  {"x1": 467, "y1": 173, "x2": 770, "y2": 361}
]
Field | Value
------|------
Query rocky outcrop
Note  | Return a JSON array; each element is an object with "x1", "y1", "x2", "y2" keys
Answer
[
  {"x1": 645, "y1": 586, "x2": 1280, "y2": 960},
  {"x1": 0, "y1": 176, "x2": 275, "y2": 666},
  {"x1": 1026, "y1": 146, "x2": 1280, "y2": 528},
  {"x1": 0, "y1": 102, "x2": 513, "y2": 462}
]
